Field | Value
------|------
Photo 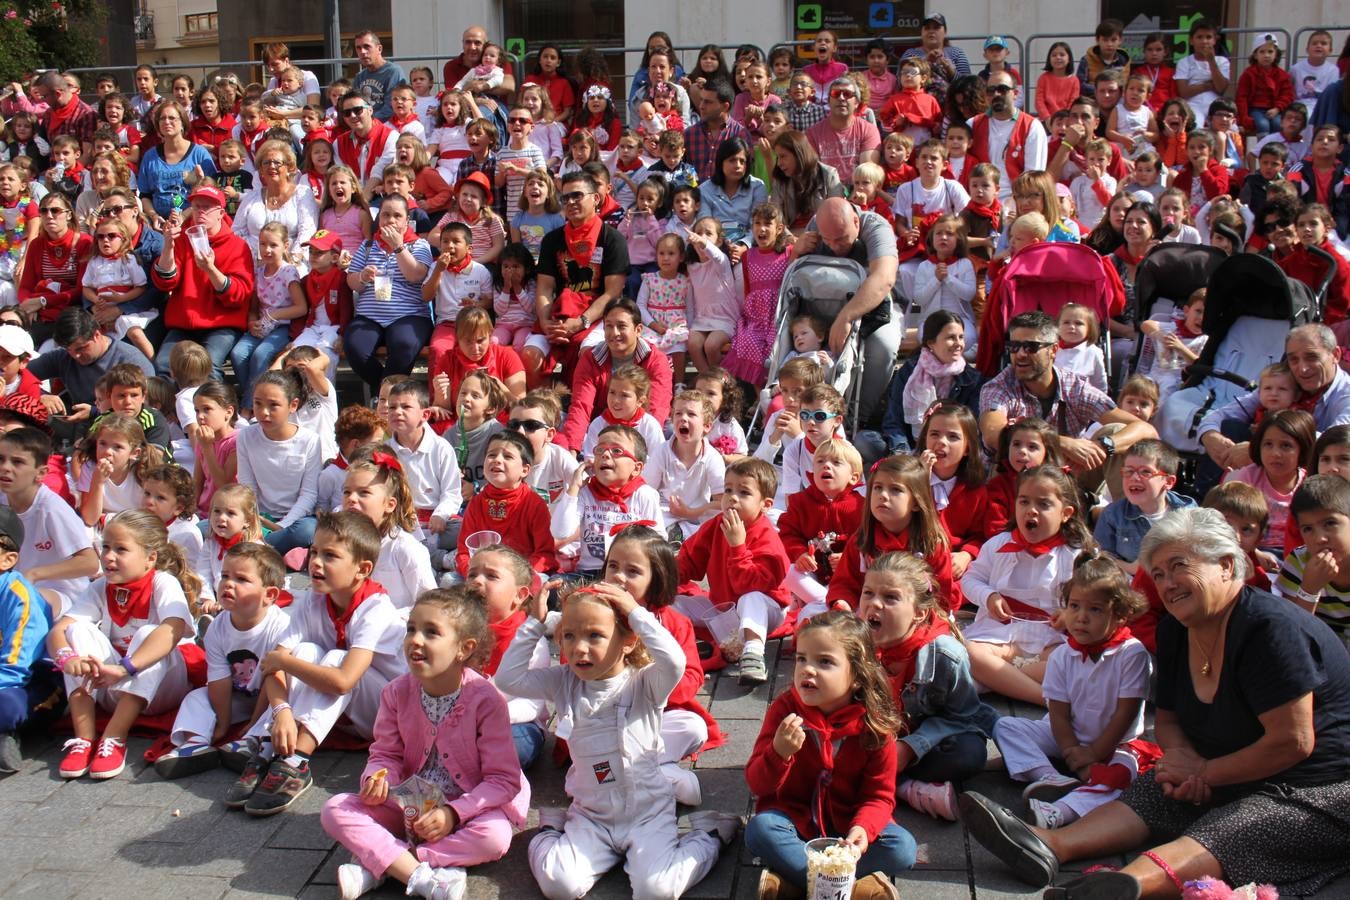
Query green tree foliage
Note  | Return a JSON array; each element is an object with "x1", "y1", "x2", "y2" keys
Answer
[{"x1": 0, "y1": 1, "x2": 106, "y2": 83}]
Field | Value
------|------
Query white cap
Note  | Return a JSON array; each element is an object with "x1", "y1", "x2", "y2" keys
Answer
[
  {"x1": 0, "y1": 324, "x2": 34, "y2": 358},
  {"x1": 1258, "y1": 32, "x2": 1279, "y2": 49}
]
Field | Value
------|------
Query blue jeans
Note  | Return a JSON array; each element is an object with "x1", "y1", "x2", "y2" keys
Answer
[
  {"x1": 905, "y1": 731, "x2": 989, "y2": 783},
  {"x1": 1249, "y1": 109, "x2": 1276, "y2": 136},
  {"x1": 512, "y1": 721, "x2": 546, "y2": 770},
  {"x1": 744, "y1": 810, "x2": 916, "y2": 891},
  {"x1": 156, "y1": 327, "x2": 243, "y2": 382},
  {"x1": 263, "y1": 515, "x2": 317, "y2": 555},
  {"x1": 229, "y1": 326, "x2": 292, "y2": 409}
]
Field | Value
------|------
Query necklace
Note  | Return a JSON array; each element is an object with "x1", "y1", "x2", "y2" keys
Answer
[{"x1": 1191, "y1": 622, "x2": 1225, "y2": 678}]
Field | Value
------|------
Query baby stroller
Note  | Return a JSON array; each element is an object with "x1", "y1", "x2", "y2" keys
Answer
[
  {"x1": 759, "y1": 255, "x2": 901, "y2": 433},
  {"x1": 1156, "y1": 252, "x2": 1322, "y2": 455},
  {"x1": 1129, "y1": 243, "x2": 1228, "y2": 378},
  {"x1": 976, "y1": 241, "x2": 1125, "y2": 377}
]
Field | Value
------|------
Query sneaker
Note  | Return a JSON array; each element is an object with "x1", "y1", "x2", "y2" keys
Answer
[
  {"x1": 244, "y1": 757, "x2": 312, "y2": 816},
  {"x1": 687, "y1": 810, "x2": 741, "y2": 847},
  {"x1": 852, "y1": 873, "x2": 901, "y2": 899},
  {"x1": 59, "y1": 738, "x2": 93, "y2": 778},
  {"x1": 0, "y1": 731, "x2": 21, "y2": 775},
  {"x1": 154, "y1": 742, "x2": 221, "y2": 779},
  {"x1": 425, "y1": 866, "x2": 466, "y2": 900},
  {"x1": 738, "y1": 650, "x2": 768, "y2": 685},
  {"x1": 897, "y1": 778, "x2": 958, "y2": 820},
  {"x1": 337, "y1": 862, "x2": 385, "y2": 900},
  {"x1": 536, "y1": 806, "x2": 566, "y2": 832},
  {"x1": 1021, "y1": 773, "x2": 1081, "y2": 803},
  {"x1": 224, "y1": 749, "x2": 269, "y2": 809},
  {"x1": 219, "y1": 738, "x2": 258, "y2": 773},
  {"x1": 1029, "y1": 798, "x2": 1067, "y2": 829},
  {"x1": 662, "y1": 762, "x2": 702, "y2": 806},
  {"x1": 89, "y1": 737, "x2": 128, "y2": 780}
]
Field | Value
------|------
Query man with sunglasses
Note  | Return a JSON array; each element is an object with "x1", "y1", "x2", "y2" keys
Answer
[
  {"x1": 334, "y1": 90, "x2": 397, "y2": 197},
  {"x1": 807, "y1": 77, "x2": 881, "y2": 183},
  {"x1": 969, "y1": 71, "x2": 1047, "y2": 203},
  {"x1": 29, "y1": 307, "x2": 154, "y2": 427},
  {"x1": 979, "y1": 310, "x2": 1155, "y2": 473}
]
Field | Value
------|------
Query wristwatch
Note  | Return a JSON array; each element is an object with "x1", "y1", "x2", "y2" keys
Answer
[
  {"x1": 1097, "y1": 434, "x2": 1116, "y2": 458},
  {"x1": 392, "y1": 244, "x2": 405, "y2": 254},
  {"x1": 577, "y1": 313, "x2": 591, "y2": 329}
]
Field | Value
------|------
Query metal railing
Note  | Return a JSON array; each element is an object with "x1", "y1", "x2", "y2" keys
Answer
[
  {"x1": 1288, "y1": 26, "x2": 1349, "y2": 65},
  {"x1": 777, "y1": 34, "x2": 1025, "y2": 87}
]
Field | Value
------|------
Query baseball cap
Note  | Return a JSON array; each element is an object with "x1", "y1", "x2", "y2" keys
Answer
[
  {"x1": 922, "y1": 13, "x2": 947, "y2": 28},
  {"x1": 1257, "y1": 32, "x2": 1279, "y2": 50},
  {"x1": 187, "y1": 184, "x2": 226, "y2": 208},
  {"x1": 0, "y1": 506, "x2": 22, "y2": 548},
  {"x1": 0, "y1": 393, "x2": 50, "y2": 433},
  {"x1": 0, "y1": 324, "x2": 34, "y2": 359},
  {"x1": 304, "y1": 229, "x2": 344, "y2": 253},
  {"x1": 984, "y1": 36, "x2": 1008, "y2": 50}
]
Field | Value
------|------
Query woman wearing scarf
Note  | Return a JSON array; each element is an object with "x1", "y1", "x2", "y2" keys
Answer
[{"x1": 17, "y1": 192, "x2": 92, "y2": 345}]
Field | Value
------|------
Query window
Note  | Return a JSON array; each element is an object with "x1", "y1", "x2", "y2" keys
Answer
[{"x1": 184, "y1": 13, "x2": 217, "y2": 36}]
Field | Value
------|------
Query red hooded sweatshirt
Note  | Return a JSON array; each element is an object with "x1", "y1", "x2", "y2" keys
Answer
[{"x1": 152, "y1": 221, "x2": 254, "y2": 330}]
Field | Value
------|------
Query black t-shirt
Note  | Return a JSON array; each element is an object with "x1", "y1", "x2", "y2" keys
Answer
[
  {"x1": 1157, "y1": 586, "x2": 1350, "y2": 786},
  {"x1": 536, "y1": 222, "x2": 629, "y2": 299}
]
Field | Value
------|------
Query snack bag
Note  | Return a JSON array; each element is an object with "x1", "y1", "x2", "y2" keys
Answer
[{"x1": 390, "y1": 774, "x2": 447, "y2": 844}]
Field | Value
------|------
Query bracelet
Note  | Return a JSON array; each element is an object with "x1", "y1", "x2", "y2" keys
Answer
[
  {"x1": 272, "y1": 702, "x2": 292, "y2": 716},
  {"x1": 1298, "y1": 587, "x2": 1322, "y2": 607},
  {"x1": 119, "y1": 655, "x2": 138, "y2": 676},
  {"x1": 214, "y1": 276, "x2": 231, "y2": 295},
  {"x1": 1140, "y1": 851, "x2": 1184, "y2": 892},
  {"x1": 54, "y1": 647, "x2": 78, "y2": 668}
]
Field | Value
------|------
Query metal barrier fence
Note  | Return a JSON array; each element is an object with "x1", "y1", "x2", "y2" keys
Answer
[
  {"x1": 1289, "y1": 26, "x2": 1350, "y2": 65},
  {"x1": 778, "y1": 34, "x2": 1026, "y2": 88}
]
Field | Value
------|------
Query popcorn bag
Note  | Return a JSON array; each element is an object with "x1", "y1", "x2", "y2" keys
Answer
[
  {"x1": 390, "y1": 774, "x2": 447, "y2": 844},
  {"x1": 805, "y1": 837, "x2": 861, "y2": 900}
]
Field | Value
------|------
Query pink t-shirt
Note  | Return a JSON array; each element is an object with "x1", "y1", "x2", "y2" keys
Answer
[
  {"x1": 807, "y1": 116, "x2": 882, "y2": 183},
  {"x1": 195, "y1": 430, "x2": 239, "y2": 517},
  {"x1": 1223, "y1": 463, "x2": 1306, "y2": 551}
]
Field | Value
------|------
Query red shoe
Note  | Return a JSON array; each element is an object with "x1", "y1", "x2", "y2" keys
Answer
[
  {"x1": 89, "y1": 737, "x2": 128, "y2": 780},
  {"x1": 59, "y1": 738, "x2": 93, "y2": 778}
]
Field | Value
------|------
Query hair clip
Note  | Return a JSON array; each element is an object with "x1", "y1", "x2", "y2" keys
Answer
[
  {"x1": 370, "y1": 450, "x2": 402, "y2": 471},
  {"x1": 609, "y1": 520, "x2": 657, "y2": 536},
  {"x1": 584, "y1": 84, "x2": 612, "y2": 102}
]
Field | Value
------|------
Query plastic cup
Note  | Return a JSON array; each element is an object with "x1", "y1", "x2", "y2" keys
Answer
[
  {"x1": 373, "y1": 274, "x2": 393, "y2": 301},
  {"x1": 464, "y1": 530, "x2": 502, "y2": 556},
  {"x1": 804, "y1": 837, "x2": 859, "y2": 900},
  {"x1": 707, "y1": 601, "x2": 740, "y2": 647},
  {"x1": 186, "y1": 225, "x2": 211, "y2": 255}
]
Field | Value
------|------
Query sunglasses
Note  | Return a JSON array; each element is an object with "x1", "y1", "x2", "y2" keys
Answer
[
  {"x1": 829, "y1": 88, "x2": 857, "y2": 100},
  {"x1": 1007, "y1": 339, "x2": 1055, "y2": 355},
  {"x1": 506, "y1": 418, "x2": 549, "y2": 434},
  {"x1": 39, "y1": 207, "x2": 67, "y2": 215},
  {"x1": 507, "y1": 116, "x2": 533, "y2": 125},
  {"x1": 1260, "y1": 218, "x2": 1293, "y2": 234},
  {"x1": 100, "y1": 203, "x2": 133, "y2": 216},
  {"x1": 341, "y1": 106, "x2": 369, "y2": 117},
  {"x1": 798, "y1": 410, "x2": 840, "y2": 423},
  {"x1": 560, "y1": 190, "x2": 592, "y2": 203},
  {"x1": 95, "y1": 232, "x2": 123, "y2": 240},
  {"x1": 989, "y1": 85, "x2": 1015, "y2": 95}
]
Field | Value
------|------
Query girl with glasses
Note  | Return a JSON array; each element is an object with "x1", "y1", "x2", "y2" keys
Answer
[{"x1": 17, "y1": 193, "x2": 92, "y2": 344}]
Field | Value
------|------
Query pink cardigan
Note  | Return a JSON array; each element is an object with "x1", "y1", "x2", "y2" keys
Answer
[{"x1": 363, "y1": 668, "x2": 530, "y2": 828}]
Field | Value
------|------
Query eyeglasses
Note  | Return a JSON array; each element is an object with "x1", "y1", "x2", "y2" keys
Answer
[
  {"x1": 1013, "y1": 193, "x2": 1042, "y2": 204},
  {"x1": 341, "y1": 106, "x2": 369, "y2": 118},
  {"x1": 259, "y1": 159, "x2": 286, "y2": 168},
  {"x1": 828, "y1": 88, "x2": 857, "y2": 100},
  {"x1": 899, "y1": 67, "x2": 921, "y2": 77},
  {"x1": 594, "y1": 443, "x2": 638, "y2": 461},
  {"x1": 39, "y1": 207, "x2": 66, "y2": 216},
  {"x1": 989, "y1": 85, "x2": 1015, "y2": 95},
  {"x1": 100, "y1": 203, "x2": 132, "y2": 216},
  {"x1": 507, "y1": 116, "x2": 533, "y2": 125},
  {"x1": 95, "y1": 233, "x2": 122, "y2": 241},
  {"x1": 798, "y1": 410, "x2": 840, "y2": 423},
  {"x1": 1006, "y1": 339, "x2": 1054, "y2": 355},
  {"x1": 1260, "y1": 218, "x2": 1293, "y2": 234},
  {"x1": 506, "y1": 418, "x2": 550, "y2": 434},
  {"x1": 1122, "y1": 466, "x2": 1166, "y2": 481},
  {"x1": 560, "y1": 190, "x2": 592, "y2": 204}
]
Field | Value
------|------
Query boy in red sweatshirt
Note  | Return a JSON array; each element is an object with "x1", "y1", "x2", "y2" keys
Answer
[
  {"x1": 675, "y1": 457, "x2": 789, "y2": 686},
  {"x1": 780, "y1": 438, "x2": 865, "y2": 627},
  {"x1": 455, "y1": 431, "x2": 555, "y2": 576},
  {"x1": 1169, "y1": 127, "x2": 1229, "y2": 209}
]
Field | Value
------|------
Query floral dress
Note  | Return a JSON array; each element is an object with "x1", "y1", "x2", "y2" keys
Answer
[
  {"x1": 637, "y1": 270, "x2": 691, "y2": 353},
  {"x1": 0, "y1": 195, "x2": 35, "y2": 282},
  {"x1": 724, "y1": 246, "x2": 791, "y2": 387}
]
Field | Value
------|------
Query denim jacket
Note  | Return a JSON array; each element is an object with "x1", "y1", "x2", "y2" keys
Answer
[
  {"x1": 879, "y1": 360, "x2": 985, "y2": 453},
  {"x1": 1094, "y1": 490, "x2": 1195, "y2": 563},
  {"x1": 898, "y1": 633, "x2": 999, "y2": 760}
]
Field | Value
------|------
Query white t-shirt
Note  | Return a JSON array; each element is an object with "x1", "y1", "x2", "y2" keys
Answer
[
  {"x1": 1041, "y1": 637, "x2": 1152, "y2": 745},
  {"x1": 82, "y1": 255, "x2": 147, "y2": 293},
  {"x1": 266, "y1": 69, "x2": 322, "y2": 100},
  {"x1": 168, "y1": 516, "x2": 205, "y2": 564},
  {"x1": 550, "y1": 484, "x2": 665, "y2": 573},
  {"x1": 204, "y1": 604, "x2": 293, "y2": 695},
  {"x1": 18, "y1": 484, "x2": 93, "y2": 615},
  {"x1": 582, "y1": 413, "x2": 665, "y2": 460},
  {"x1": 67, "y1": 571, "x2": 194, "y2": 657},
  {"x1": 375, "y1": 529, "x2": 436, "y2": 610},
  {"x1": 74, "y1": 467, "x2": 144, "y2": 518},
  {"x1": 1174, "y1": 54, "x2": 1231, "y2": 126},
  {"x1": 235, "y1": 424, "x2": 322, "y2": 527},
  {"x1": 643, "y1": 438, "x2": 727, "y2": 538},
  {"x1": 293, "y1": 386, "x2": 339, "y2": 462},
  {"x1": 526, "y1": 441, "x2": 580, "y2": 508},
  {"x1": 1290, "y1": 59, "x2": 1339, "y2": 122},
  {"x1": 281, "y1": 587, "x2": 409, "y2": 682},
  {"x1": 174, "y1": 385, "x2": 201, "y2": 433}
]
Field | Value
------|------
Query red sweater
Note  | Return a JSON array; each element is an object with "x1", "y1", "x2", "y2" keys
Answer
[
  {"x1": 938, "y1": 480, "x2": 989, "y2": 558},
  {"x1": 152, "y1": 225, "x2": 253, "y2": 331},
  {"x1": 18, "y1": 230, "x2": 91, "y2": 321},
  {"x1": 556, "y1": 340, "x2": 673, "y2": 451},
  {"x1": 1236, "y1": 66, "x2": 1293, "y2": 132},
  {"x1": 677, "y1": 511, "x2": 789, "y2": 606},
  {"x1": 827, "y1": 528, "x2": 960, "y2": 611},
  {"x1": 1169, "y1": 158, "x2": 1229, "y2": 204},
  {"x1": 778, "y1": 484, "x2": 866, "y2": 561},
  {"x1": 878, "y1": 89, "x2": 941, "y2": 134},
  {"x1": 984, "y1": 469, "x2": 1018, "y2": 536},
  {"x1": 1137, "y1": 64, "x2": 1176, "y2": 113},
  {"x1": 651, "y1": 604, "x2": 723, "y2": 752},
  {"x1": 455, "y1": 482, "x2": 555, "y2": 576},
  {"x1": 1273, "y1": 244, "x2": 1350, "y2": 325},
  {"x1": 414, "y1": 166, "x2": 453, "y2": 215},
  {"x1": 746, "y1": 689, "x2": 898, "y2": 841},
  {"x1": 188, "y1": 114, "x2": 237, "y2": 158},
  {"x1": 294, "y1": 266, "x2": 354, "y2": 336}
]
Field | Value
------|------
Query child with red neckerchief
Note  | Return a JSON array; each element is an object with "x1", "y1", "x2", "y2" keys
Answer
[
  {"x1": 780, "y1": 438, "x2": 865, "y2": 626},
  {"x1": 194, "y1": 483, "x2": 264, "y2": 615},
  {"x1": 581, "y1": 363, "x2": 664, "y2": 459},
  {"x1": 455, "y1": 431, "x2": 554, "y2": 577}
]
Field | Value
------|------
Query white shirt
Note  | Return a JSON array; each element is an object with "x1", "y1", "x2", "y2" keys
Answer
[
  {"x1": 970, "y1": 114, "x2": 1048, "y2": 200},
  {"x1": 913, "y1": 257, "x2": 978, "y2": 342},
  {"x1": 235, "y1": 423, "x2": 322, "y2": 528},
  {"x1": 75, "y1": 467, "x2": 144, "y2": 518},
  {"x1": 394, "y1": 426, "x2": 464, "y2": 522},
  {"x1": 204, "y1": 604, "x2": 293, "y2": 695},
  {"x1": 426, "y1": 261, "x2": 493, "y2": 324},
  {"x1": 67, "y1": 571, "x2": 194, "y2": 657},
  {"x1": 281, "y1": 586, "x2": 409, "y2": 683},
  {"x1": 174, "y1": 385, "x2": 201, "y2": 434},
  {"x1": 1042, "y1": 637, "x2": 1152, "y2": 745},
  {"x1": 266, "y1": 69, "x2": 322, "y2": 100},
  {"x1": 1174, "y1": 54, "x2": 1231, "y2": 126},
  {"x1": 551, "y1": 483, "x2": 665, "y2": 573},
  {"x1": 892, "y1": 178, "x2": 969, "y2": 222},
  {"x1": 1054, "y1": 342, "x2": 1108, "y2": 393},
  {"x1": 643, "y1": 438, "x2": 727, "y2": 538},
  {"x1": 526, "y1": 442, "x2": 580, "y2": 508},
  {"x1": 17, "y1": 484, "x2": 93, "y2": 614},
  {"x1": 582, "y1": 413, "x2": 665, "y2": 460},
  {"x1": 292, "y1": 386, "x2": 338, "y2": 462},
  {"x1": 168, "y1": 516, "x2": 205, "y2": 565},
  {"x1": 375, "y1": 529, "x2": 436, "y2": 610},
  {"x1": 1070, "y1": 172, "x2": 1118, "y2": 230},
  {"x1": 961, "y1": 531, "x2": 1079, "y2": 652},
  {"x1": 82, "y1": 255, "x2": 147, "y2": 292},
  {"x1": 232, "y1": 188, "x2": 321, "y2": 271}
]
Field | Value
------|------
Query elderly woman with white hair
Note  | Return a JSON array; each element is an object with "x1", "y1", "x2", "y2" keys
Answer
[{"x1": 960, "y1": 506, "x2": 1350, "y2": 899}]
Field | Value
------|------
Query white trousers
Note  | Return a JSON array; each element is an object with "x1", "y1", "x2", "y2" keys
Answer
[
  {"x1": 246, "y1": 643, "x2": 390, "y2": 744},
  {"x1": 994, "y1": 716, "x2": 1139, "y2": 818},
  {"x1": 673, "y1": 591, "x2": 784, "y2": 643},
  {"x1": 63, "y1": 620, "x2": 191, "y2": 714},
  {"x1": 659, "y1": 709, "x2": 707, "y2": 765},
  {"x1": 170, "y1": 685, "x2": 259, "y2": 746}
]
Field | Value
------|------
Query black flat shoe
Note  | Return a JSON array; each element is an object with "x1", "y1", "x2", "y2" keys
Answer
[
  {"x1": 1044, "y1": 872, "x2": 1142, "y2": 900},
  {"x1": 959, "y1": 791, "x2": 1059, "y2": 888}
]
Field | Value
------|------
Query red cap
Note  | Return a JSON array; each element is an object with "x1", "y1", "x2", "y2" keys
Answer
[
  {"x1": 304, "y1": 229, "x2": 344, "y2": 253},
  {"x1": 0, "y1": 393, "x2": 50, "y2": 433},
  {"x1": 455, "y1": 170, "x2": 494, "y2": 206},
  {"x1": 187, "y1": 184, "x2": 227, "y2": 208}
]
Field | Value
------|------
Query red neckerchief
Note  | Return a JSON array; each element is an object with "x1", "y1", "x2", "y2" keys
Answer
[
  {"x1": 306, "y1": 171, "x2": 324, "y2": 198},
  {"x1": 999, "y1": 530, "x2": 1068, "y2": 557},
  {"x1": 442, "y1": 252, "x2": 473, "y2": 275},
  {"x1": 878, "y1": 616, "x2": 951, "y2": 691},
  {"x1": 46, "y1": 227, "x2": 77, "y2": 263},
  {"x1": 1066, "y1": 623, "x2": 1133, "y2": 661},
  {"x1": 964, "y1": 199, "x2": 1002, "y2": 230},
  {"x1": 601, "y1": 406, "x2": 643, "y2": 427},
  {"x1": 214, "y1": 531, "x2": 244, "y2": 560},
  {"x1": 616, "y1": 156, "x2": 644, "y2": 172},
  {"x1": 388, "y1": 113, "x2": 418, "y2": 129},
  {"x1": 376, "y1": 226, "x2": 417, "y2": 253},
  {"x1": 478, "y1": 481, "x2": 529, "y2": 522},
  {"x1": 332, "y1": 452, "x2": 349, "y2": 470},
  {"x1": 105, "y1": 568, "x2": 156, "y2": 628},
  {"x1": 46, "y1": 98, "x2": 80, "y2": 134},
  {"x1": 597, "y1": 193, "x2": 621, "y2": 219},
  {"x1": 326, "y1": 578, "x2": 387, "y2": 650},
  {"x1": 563, "y1": 215, "x2": 603, "y2": 268},
  {"x1": 1173, "y1": 317, "x2": 1203, "y2": 339},
  {"x1": 926, "y1": 250, "x2": 954, "y2": 265},
  {"x1": 884, "y1": 164, "x2": 915, "y2": 188},
  {"x1": 587, "y1": 475, "x2": 646, "y2": 512},
  {"x1": 781, "y1": 688, "x2": 868, "y2": 837},
  {"x1": 1114, "y1": 245, "x2": 1148, "y2": 267},
  {"x1": 1293, "y1": 383, "x2": 1327, "y2": 414},
  {"x1": 240, "y1": 124, "x2": 267, "y2": 152},
  {"x1": 64, "y1": 161, "x2": 86, "y2": 182},
  {"x1": 485, "y1": 608, "x2": 528, "y2": 675},
  {"x1": 1058, "y1": 338, "x2": 1086, "y2": 349}
]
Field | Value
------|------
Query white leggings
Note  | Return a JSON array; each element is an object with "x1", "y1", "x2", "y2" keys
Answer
[
  {"x1": 247, "y1": 642, "x2": 390, "y2": 744},
  {"x1": 63, "y1": 620, "x2": 191, "y2": 714},
  {"x1": 994, "y1": 716, "x2": 1142, "y2": 818}
]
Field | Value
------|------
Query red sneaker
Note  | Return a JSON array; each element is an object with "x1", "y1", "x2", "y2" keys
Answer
[
  {"x1": 89, "y1": 737, "x2": 128, "y2": 780},
  {"x1": 59, "y1": 738, "x2": 93, "y2": 778}
]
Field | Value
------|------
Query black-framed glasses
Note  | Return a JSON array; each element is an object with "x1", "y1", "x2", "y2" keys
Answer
[
  {"x1": 1007, "y1": 339, "x2": 1054, "y2": 355},
  {"x1": 989, "y1": 85, "x2": 1015, "y2": 95},
  {"x1": 341, "y1": 106, "x2": 369, "y2": 118},
  {"x1": 1260, "y1": 218, "x2": 1293, "y2": 234},
  {"x1": 506, "y1": 418, "x2": 550, "y2": 434},
  {"x1": 560, "y1": 190, "x2": 592, "y2": 204},
  {"x1": 798, "y1": 409, "x2": 840, "y2": 423}
]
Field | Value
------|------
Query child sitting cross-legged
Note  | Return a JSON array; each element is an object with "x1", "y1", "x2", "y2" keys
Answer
[
  {"x1": 675, "y1": 458, "x2": 790, "y2": 686},
  {"x1": 454, "y1": 430, "x2": 555, "y2": 578},
  {"x1": 779, "y1": 438, "x2": 865, "y2": 626},
  {"x1": 581, "y1": 363, "x2": 665, "y2": 459},
  {"x1": 154, "y1": 542, "x2": 292, "y2": 779},
  {"x1": 1094, "y1": 439, "x2": 1195, "y2": 576},
  {"x1": 642, "y1": 388, "x2": 727, "y2": 542}
]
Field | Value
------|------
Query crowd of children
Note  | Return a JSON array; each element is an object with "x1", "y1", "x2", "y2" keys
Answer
[{"x1": 0, "y1": 19, "x2": 1348, "y2": 900}]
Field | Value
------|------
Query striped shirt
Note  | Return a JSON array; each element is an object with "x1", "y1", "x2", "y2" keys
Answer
[
  {"x1": 349, "y1": 238, "x2": 434, "y2": 327},
  {"x1": 495, "y1": 144, "x2": 546, "y2": 218},
  {"x1": 1276, "y1": 545, "x2": 1350, "y2": 640}
]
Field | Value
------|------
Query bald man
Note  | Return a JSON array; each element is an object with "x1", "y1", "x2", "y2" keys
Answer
[
  {"x1": 442, "y1": 25, "x2": 516, "y2": 100},
  {"x1": 792, "y1": 197, "x2": 902, "y2": 425}
]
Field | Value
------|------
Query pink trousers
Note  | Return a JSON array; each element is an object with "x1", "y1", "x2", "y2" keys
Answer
[{"x1": 320, "y1": 792, "x2": 514, "y2": 875}]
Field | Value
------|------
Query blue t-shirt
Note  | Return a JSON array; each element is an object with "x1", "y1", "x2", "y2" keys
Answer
[
  {"x1": 512, "y1": 210, "x2": 564, "y2": 263},
  {"x1": 349, "y1": 238, "x2": 433, "y2": 327},
  {"x1": 137, "y1": 144, "x2": 219, "y2": 218},
  {"x1": 353, "y1": 62, "x2": 407, "y2": 121},
  {"x1": 0, "y1": 569, "x2": 51, "y2": 691}
]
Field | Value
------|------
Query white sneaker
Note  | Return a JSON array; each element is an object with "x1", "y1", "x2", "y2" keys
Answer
[
  {"x1": 1021, "y1": 773, "x2": 1081, "y2": 803},
  {"x1": 663, "y1": 762, "x2": 702, "y2": 806},
  {"x1": 425, "y1": 866, "x2": 466, "y2": 900},
  {"x1": 337, "y1": 862, "x2": 384, "y2": 900},
  {"x1": 536, "y1": 806, "x2": 566, "y2": 831},
  {"x1": 1029, "y1": 798, "x2": 1069, "y2": 829},
  {"x1": 687, "y1": 810, "x2": 741, "y2": 846},
  {"x1": 897, "y1": 778, "x2": 958, "y2": 820}
]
